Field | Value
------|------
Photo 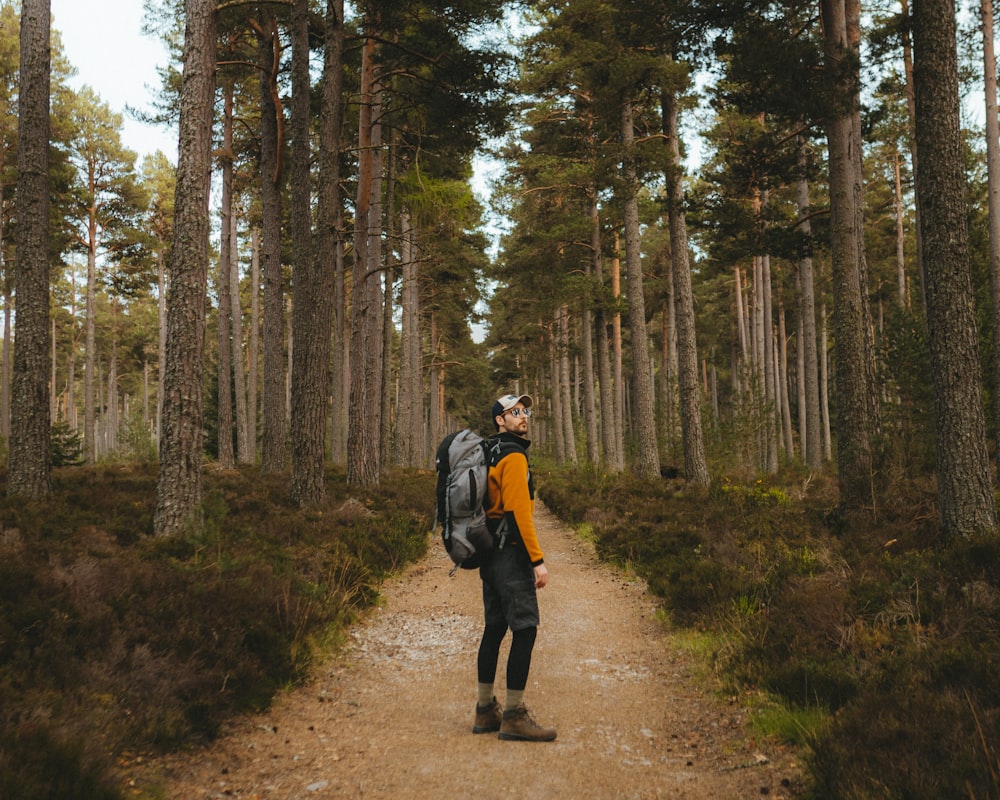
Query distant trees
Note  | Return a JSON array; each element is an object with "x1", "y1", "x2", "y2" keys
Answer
[
  {"x1": 4, "y1": 0, "x2": 999, "y2": 539},
  {"x1": 65, "y1": 88, "x2": 146, "y2": 465}
]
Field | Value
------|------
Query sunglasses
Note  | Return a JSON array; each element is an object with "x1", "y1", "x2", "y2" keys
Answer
[{"x1": 503, "y1": 407, "x2": 531, "y2": 418}]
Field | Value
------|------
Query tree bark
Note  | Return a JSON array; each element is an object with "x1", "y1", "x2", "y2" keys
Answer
[
  {"x1": 396, "y1": 214, "x2": 421, "y2": 467},
  {"x1": 900, "y1": 0, "x2": 926, "y2": 311},
  {"x1": 154, "y1": 0, "x2": 216, "y2": 534},
  {"x1": 591, "y1": 190, "x2": 617, "y2": 471},
  {"x1": 664, "y1": 90, "x2": 709, "y2": 485},
  {"x1": 315, "y1": 0, "x2": 344, "y2": 471},
  {"x1": 10, "y1": 0, "x2": 51, "y2": 498},
  {"x1": 216, "y1": 76, "x2": 236, "y2": 469},
  {"x1": 290, "y1": 0, "x2": 338, "y2": 505},
  {"x1": 230, "y1": 209, "x2": 251, "y2": 464},
  {"x1": 796, "y1": 138, "x2": 823, "y2": 467},
  {"x1": 582, "y1": 204, "x2": 600, "y2": 466},
  {"x1": 84, "y1": 215, "x2": 97, "y2": 464},
  {"x1": 249, "y1": 228, "x2": 261, "y2": 460},
  {"x1": 347, "y1": 29, "x2": 384, "y2": 487},
  {"x1": 620, "y1": 99, "x2": 659, "y2": 479},
  {"x1": 821, "y1": 0, "x2": 881, "y2": 512},
  {"x1": 913, "y1": 0, "x2": 997, "y2": 536},
  {"x1": 558, "y1": 305, "x2": 577, "y2": 463},
  {"x1": 611, "y1": 231, "x2": 625, "y2": 472},
  {"x1": 258, "y1": 13, "x2": 287, "y2": 474},
  {"x1": 979, "y1": 0, "x2": 1000, "y2": 472}
]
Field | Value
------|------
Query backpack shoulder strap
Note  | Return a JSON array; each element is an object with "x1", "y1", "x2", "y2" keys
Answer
[{"x1": 486, "y1": 437, "x2": 526, "y2": 468}]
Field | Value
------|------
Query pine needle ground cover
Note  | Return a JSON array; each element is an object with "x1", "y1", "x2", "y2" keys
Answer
[
  {"x1": 541, "y1": 466, "x2": 1000, "y2": 799},
  {"x1": 0, "y1": 465, "x2": 432, "y2": 800}
]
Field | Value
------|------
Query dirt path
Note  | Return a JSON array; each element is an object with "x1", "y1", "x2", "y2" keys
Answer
[{"x1": 127, "y1": 503, "x2": 803, "y2": 799}]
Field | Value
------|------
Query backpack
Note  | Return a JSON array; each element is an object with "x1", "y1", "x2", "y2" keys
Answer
[{"x1": 434, "y1": 429, "x2": 521, "y2": 575}]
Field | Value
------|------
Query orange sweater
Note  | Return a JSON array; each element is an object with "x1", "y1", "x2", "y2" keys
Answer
[{"x1": 486, "y1": 449, "x2": 544, "y2": 566}]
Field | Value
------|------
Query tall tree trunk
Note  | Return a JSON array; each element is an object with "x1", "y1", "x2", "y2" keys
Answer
[
  {"x1": 821, "y1": 0, "x2": 881, "y2": 512},
  {"x1": 734, "y1": 266, "x2": 747, "y2": 396},
  {"x1": 216, "y1": 76, "x2": 236, "y2": 469},
  {"x1": 752, "y1": 254, "x2": 766, "y2": 467},
  {"x1": 558, "y1": 305, "x2": 577, "y2": 463},
  {"x1": 820, "y1": 300, "x2": 833, "y2": 460},
  {"x1": 900, "y1": 0, "x2": 926, "y2": 311},
  {"x1": 582, "y1": 202, "x2": 600, "y2": 466},
  {"x1": 248, "y1": 228, "x2": 261, "y2": 460},
  {"x1": 2, "y1": 285, "x2": 10, "y2": 440},
  {"x1": 67, "y1": 273, "x2": 77, "y2": 429},
  {"x1": 314, "y1": 0, "x2": 344, "y2": 470},
  {"x1": 84, "y1": 229, "x2": 97, "y2": 465},
  {"x1": 10, "y1": 0, "x2": 51, "y2": 498},
  {"x1": 591, "y1": 190, "x2": 616, "y2": 470},
  {"x1": 777, "y1": 298, "x2": 794, "y2": 457},
  {"x1": 664, "y1": 90, "x2": 709, "y2": 485},
  {"x1": 549, "y1": 327, "x2": 565, "y2": 463},
  {"x1": 380, "y1": 141, "x2": 397, "y2": 466},
  {"x1": 0, "y1": 157, "x2": 6, "y2": 438},
  {"x1": 397, "y1": 216, "x2": 422, "y2": 467},
  {"x1": 230, "y1": 210, "x2": 251, "y2": 463},
  {"x1": 347, "y1": 28, "x2": 384, "y2": 486},
  {"x1": 610, "y1": 230, "x2": 625, "y2": 472},
  {"x1": 913, "y1": 0, "x2": 997, "y2": 536},
  {"x1": 291, "y1": 0, "x2": 339, "y2": 505},
  {"x1": 154, "y1": 0, "x2": 216, "y2": 534},
  {"x1": 980, "y1": 0, "x2": 1000, "y2": 471},
  {"x1": 893, "y1": 150, "x2": 908, "y2": 308},
  {"x1": 331, "y1": 216, "x2": 348, "y2": 465},
  {"x1": 157, "y1": 251, "x2": 166, "y2": 443},
  {"x1": 797, "y1": 138, "x2": 823, "y2": 468},
  {"x1": 107, "y1": 342, "x2": 118, "y2": 453},
  {"x1": 428, "y1": 309, "x2": 443, "y2": 460},
  {"x1": 762, "y1": 251, "x2": 778, "y2": 472},
  {"x1": 620, "y1": 100, "x2": 659, "y2": 479},
  {"x1": 257, "y1": 13, "x2": 287, "y2": 474}
]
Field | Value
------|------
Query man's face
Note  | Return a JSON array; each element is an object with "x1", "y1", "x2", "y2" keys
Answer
[{"x1": 497, "y1": 403, "x2": 530, "y2": 435}]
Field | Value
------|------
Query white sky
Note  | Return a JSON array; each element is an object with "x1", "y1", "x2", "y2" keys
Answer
[{"x1": 50, "y1": 0, "x2": 177, "y2": 164}]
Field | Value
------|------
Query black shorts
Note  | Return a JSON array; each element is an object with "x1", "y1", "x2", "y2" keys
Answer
[{"x1": 480, "y1": 544, "x2": 539, "y2": 631}]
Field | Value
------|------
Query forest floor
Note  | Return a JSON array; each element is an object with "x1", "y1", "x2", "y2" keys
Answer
[{"x1": 123, "y1": 502, "x2": 806, "y2": 800}]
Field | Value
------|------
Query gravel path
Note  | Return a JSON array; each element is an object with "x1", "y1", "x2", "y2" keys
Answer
[{"x1": 126, "y1": 502, "x2": 803, "y2": 799}]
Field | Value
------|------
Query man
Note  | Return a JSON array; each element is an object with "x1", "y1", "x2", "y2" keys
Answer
[{"x1": 472, "y1": 393, "x2": 557, "y2": 742}]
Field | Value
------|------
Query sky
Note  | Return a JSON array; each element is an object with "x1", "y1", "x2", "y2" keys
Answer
[{"x1": 50, "y1": 0, "x2": 177, "y2": 163}]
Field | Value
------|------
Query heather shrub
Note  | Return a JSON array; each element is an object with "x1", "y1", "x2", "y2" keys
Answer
[
  {"x1": 0, "y1": 465, "x2": 433, "y2": 799},
  {"x1": 543, "y1": 466, "x2": 1000, "y2": 799}
]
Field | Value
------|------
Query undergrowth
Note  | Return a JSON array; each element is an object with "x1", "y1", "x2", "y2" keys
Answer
[
  {"x1": 8, "y1": 458, "x2": 999, "y2": 799},
  {"x1": 0, "y1": 464, "x2": 433, "y2": 800},
  {"x1": 539, "y1": 464, "x2": 1000, "y2": 800}
]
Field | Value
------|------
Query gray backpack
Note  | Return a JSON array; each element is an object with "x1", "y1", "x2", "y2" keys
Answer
[{"x1": 434, "y1": 430, "x2": 520, "y2": 575}]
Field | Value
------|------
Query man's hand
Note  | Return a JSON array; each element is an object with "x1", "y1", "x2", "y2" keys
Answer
[{"x1": 534, "y1": 563, "x2": 549, "y2": 589}]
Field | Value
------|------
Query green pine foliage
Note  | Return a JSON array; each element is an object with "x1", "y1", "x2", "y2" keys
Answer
[{"x1": 50, "y1": 420, "x2": 84, "y2": 467}]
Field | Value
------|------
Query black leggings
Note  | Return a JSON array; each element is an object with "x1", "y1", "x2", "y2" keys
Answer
[{"x1": 477, "y1": 622, "x2": 537, "y2": 691}]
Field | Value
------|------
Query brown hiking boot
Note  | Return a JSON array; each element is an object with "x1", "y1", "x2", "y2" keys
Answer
[
  {"x1": 498, "y1": 705, "x2": 557, "y2": 741},
  {"x1": 473, "y1": 698, "x2": 502, "y2": 734}
]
